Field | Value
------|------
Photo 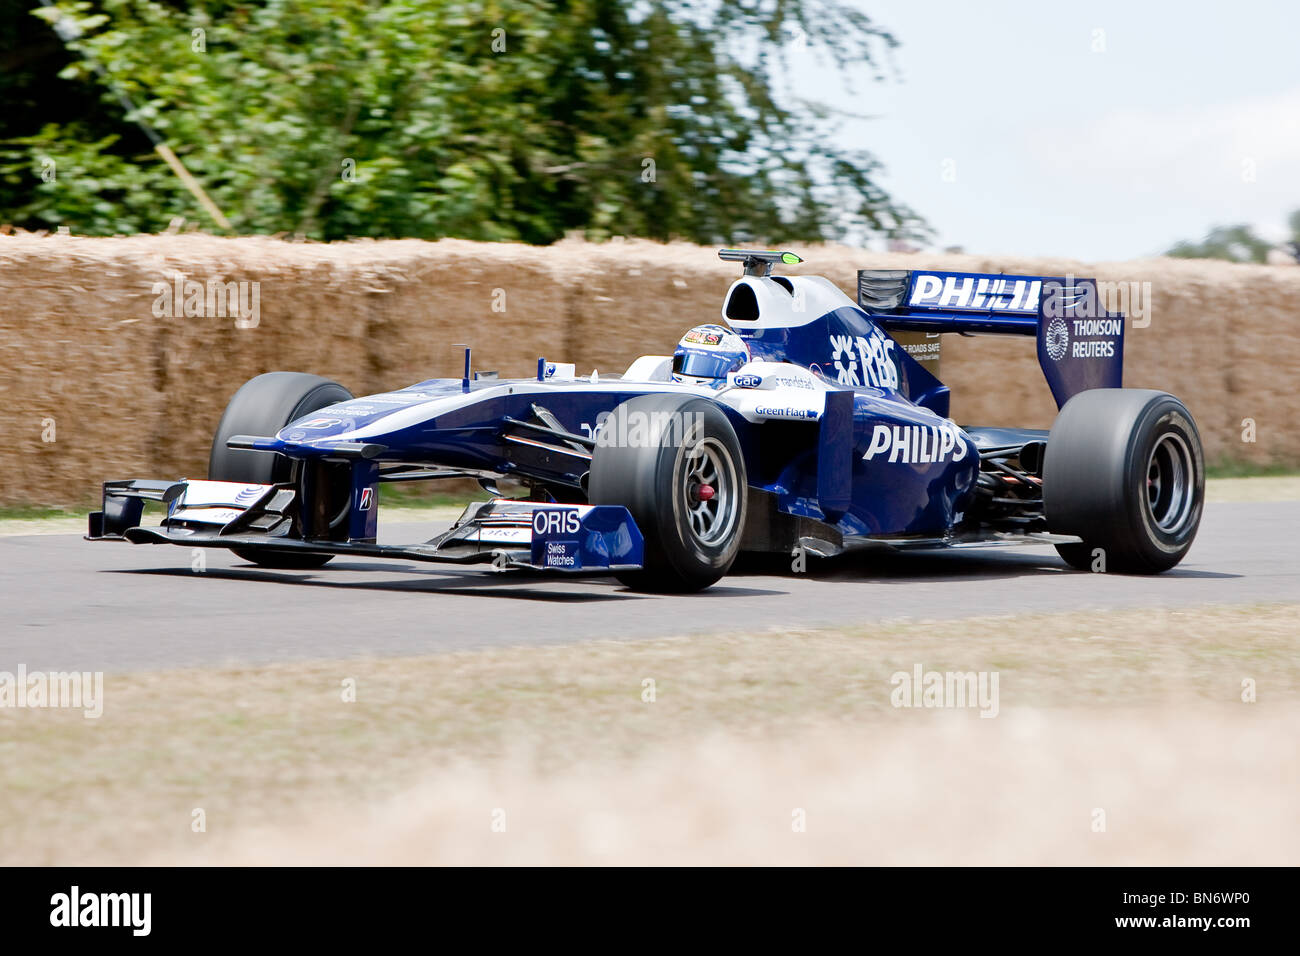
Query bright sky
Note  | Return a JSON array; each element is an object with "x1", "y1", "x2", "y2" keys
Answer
[{"x1": 792, "y1": 0, "x2": 1300, "y2": 260}]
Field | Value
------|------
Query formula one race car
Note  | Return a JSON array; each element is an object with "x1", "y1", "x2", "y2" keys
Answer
[{"x1": 88, "y1": 249, "x2": 1204, "y2": 592}]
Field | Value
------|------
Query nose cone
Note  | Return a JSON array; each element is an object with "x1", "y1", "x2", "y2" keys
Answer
[
  {"x1": 274, "y1": 381, "x2": 473, "y2": 453},
  {"x1": 278, "y1": 412, "x2": 357, "y2": 442},
  {"x1": 277, "y1": 393, "x2": 425, "y2": 442}
]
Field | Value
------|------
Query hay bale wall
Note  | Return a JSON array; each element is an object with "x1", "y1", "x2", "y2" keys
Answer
[{"x1": 0, "y1": 234, "x2": 1294, "y2": 506}]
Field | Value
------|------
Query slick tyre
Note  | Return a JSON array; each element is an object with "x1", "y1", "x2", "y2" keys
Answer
[
  {"x1": 1044, "y1": 388, "x2": 1203, "y2": 573},
  {"x1": 588, "y1": 394, "x2": 747, "y2": 593},
  {"x1": 208, "y1": 371, "x2": 353, "y2": 569}
]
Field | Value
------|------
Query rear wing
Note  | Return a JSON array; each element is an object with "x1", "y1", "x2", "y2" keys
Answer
[{"x1": 858, "y1": 269, "x2": 1124, "y2": 409}]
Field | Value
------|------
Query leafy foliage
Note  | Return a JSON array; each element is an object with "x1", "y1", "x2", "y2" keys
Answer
[
  {"x1": 1166, "y1": 215, "x2": 1300, "y2": 264},
  {"x1": 1, "y1": 0, "x2": 925, "y2": 243},
  {"x1": 1166, "y1": 224, "x2": 1276, "y2": 264}
]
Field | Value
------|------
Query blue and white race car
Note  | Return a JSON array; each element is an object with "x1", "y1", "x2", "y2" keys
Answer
[{"x1": 88, "y1": 249, "x2": 1204, "y2": 591}]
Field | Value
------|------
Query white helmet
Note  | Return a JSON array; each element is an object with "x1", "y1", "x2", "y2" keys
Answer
[{"x1": 671, "y1": 324, "x2": 750, "y2": 386}]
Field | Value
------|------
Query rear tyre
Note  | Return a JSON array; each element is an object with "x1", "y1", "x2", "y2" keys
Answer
[
  {"x1": 1044, "y1": 389, "x2": 1203, "y2": 573},
  {"x1": 208, "y1": 371, "x2": 353, "y2": 569},
  {"x1": 588, "y1": 394, "x2": 746, "y2": 592}
]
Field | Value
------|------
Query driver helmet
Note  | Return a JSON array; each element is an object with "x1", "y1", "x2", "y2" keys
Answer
[{"x1": 671, "y1": 324, "x2": 750, "y2": 386}]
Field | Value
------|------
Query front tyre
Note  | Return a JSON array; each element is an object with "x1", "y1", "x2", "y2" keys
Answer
[
  {"x1": 1044, "y1": 388, "x2": 1203, "y2": 573},
  {"x1": 208, "y1": 371, "x2": 354, "y2": 569},
  {"x1": 588, "y1": 395, "x2": 747, "y2": 592}
]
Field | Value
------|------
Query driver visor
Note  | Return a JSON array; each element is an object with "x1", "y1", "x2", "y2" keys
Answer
[{"x1": 673, "y1": 348, "x2": 742, "y2": 379}]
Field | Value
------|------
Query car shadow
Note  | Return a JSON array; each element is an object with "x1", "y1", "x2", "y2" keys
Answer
[
  {"x1": 106, "y1": 565, "x2": 785, "y2": 601},
  {"x1": 107, "y1": 565, "x2": 637, "y2": 602},
  {"x1": 732, "y1": 548, "x2": 1240, "y2": 582}
]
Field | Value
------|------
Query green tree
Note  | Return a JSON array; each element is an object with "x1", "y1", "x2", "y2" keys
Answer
[
  {"x1": 1, "y1": 0, "x2": 926, "y2": 243},
  {"x1": 1166, "y1": 223, "x2": 1276, "y2": 263}
]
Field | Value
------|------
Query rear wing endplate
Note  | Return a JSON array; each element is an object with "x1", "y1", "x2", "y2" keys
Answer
[{"x1": 858, "y1": 269, "x2": 1124, "y2": 409}]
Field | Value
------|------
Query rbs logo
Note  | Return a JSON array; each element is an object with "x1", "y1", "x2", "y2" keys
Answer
[{"x1": 532, "y1": 509, "x2": 581, "y2": 536}]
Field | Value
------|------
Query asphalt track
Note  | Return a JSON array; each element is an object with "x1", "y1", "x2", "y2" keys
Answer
[{"x1": 2, "y1": 501, "x2": 1294, "y2": 672}]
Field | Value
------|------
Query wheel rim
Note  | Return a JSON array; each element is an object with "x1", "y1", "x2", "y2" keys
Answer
[
  {"x1": 1145, "y1": 432, "x2": 1195, "y2": 534},
  {"x1": 680, "y1": 437, "x2": 740, "y2": 546}
]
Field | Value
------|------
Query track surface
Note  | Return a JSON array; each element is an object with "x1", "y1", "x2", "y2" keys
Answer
[{"x1": 3, "y1": 502, "x2": 1294, "y2": 671}]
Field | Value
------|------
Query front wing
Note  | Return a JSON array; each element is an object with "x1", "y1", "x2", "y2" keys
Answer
[{"x1": 86, "y1": 479, "x2": 644, "y2": 573}]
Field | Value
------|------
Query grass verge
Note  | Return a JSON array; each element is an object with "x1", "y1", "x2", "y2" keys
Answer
[{"x1": 2, "y1": 603, "x2": 1296, "y2": 865}]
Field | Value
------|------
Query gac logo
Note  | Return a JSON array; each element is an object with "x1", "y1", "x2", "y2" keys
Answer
[
  {"x1": 533, "y1": 509, "x2": 581, "y2": 535},
  {"x1": 733, "y1": 374, "x2": 762, "y2": 388}
]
